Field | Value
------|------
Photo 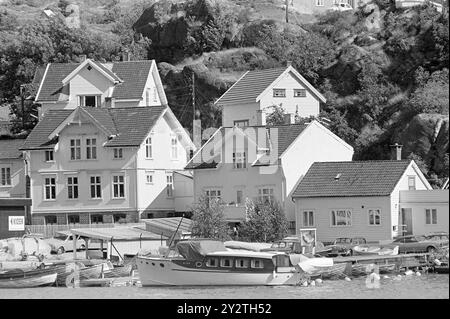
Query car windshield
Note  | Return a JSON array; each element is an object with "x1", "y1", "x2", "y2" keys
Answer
[
  {"x1": 335, "y1": 238, "x2": 351, "y2": 244},
  {"x1": 271, "y1": 242, "x2": 294, "y2": 248},
  {"x1": 415, "y1": 236, "x2": 426, "y2": 241},
  {"x1": 53, "y1": 234, "x2": 67, "y2": 240}
]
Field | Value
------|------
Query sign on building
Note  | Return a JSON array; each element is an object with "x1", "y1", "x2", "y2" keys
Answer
[{"x1": 8, "y1": 216, "x2": 25, "y2": 231}]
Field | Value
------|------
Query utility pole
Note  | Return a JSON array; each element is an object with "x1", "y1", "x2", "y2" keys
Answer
[{"x1": 285, "y1": 0, "x2": 289, "y2": 23}]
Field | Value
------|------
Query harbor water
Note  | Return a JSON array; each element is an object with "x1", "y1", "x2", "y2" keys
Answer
[{"x1": 0, "y1": 274, "x2": 448, "y2": 299}]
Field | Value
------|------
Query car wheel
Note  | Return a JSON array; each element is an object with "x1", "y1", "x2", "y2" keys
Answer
[
  {"x1": 427, "y1": 246, "x2": 436, "y2": 253},
  {"x1": 57, "y1": 247, "x2": 65, "y2": 255}
]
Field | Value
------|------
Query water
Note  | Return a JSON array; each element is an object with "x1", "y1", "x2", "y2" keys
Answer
[{"x1": 0, "y1": 274, "x2": 448, "y2": 299}]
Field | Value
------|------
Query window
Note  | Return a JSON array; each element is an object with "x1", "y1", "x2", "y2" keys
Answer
[
  {"x1": 316, "y1": 0, "x2": 324, "y2": 6},
  {"x1": 86, "y1": 138, "x2": 97, "y2": 160},
  {"x1": 233, "y1": 152, "x2": 247, "y2": 169},
  {"x1": 1, "y1": 167, "x2": 11, "y2": 186},
  {"x1": 220, "y1": 258, "x2": 233, "y2": 268},
  {"x1": 45, "y1": 150, "x2": 54, "y2": 162},
  {"x1": 369, "y1": 209, "x2": 381, "y2": 226},
  {"x1": 146, "y1": 171, "x2": 154, "y2": 184},
  {"x1": 294, "y1": 89, "x2": 307, "y2": 97},
  {"x1": 146, "y1": 89, "x2": 151, "y2": 105},
  {"x1": 258, "y1": 187, "x2": 274, "y2": 203},
  {"x1": 302, "y1": 211, "x2": 314, "y2": 227},
  {"x1": 233, "y1": 120, "x2": 249, "y2": 127},
  {"x1": 171, "y1": 135, "x2": 178, "y2": 159},
  {"x1": 70, "y1": 139, "x2": 81, "y2": 160},
  {"x1": 91, "y1": 214, "x2": 103, "y2": 224},
  {"x1": 68, "y1": 214, "x2": 80, "y2": 224},
  {"x1": 206, "y1": 258, "x2": 218, "y2": 267},
  {"x1": 67, "y1": 177, "x2": 78, "y2": 199},
  {"x1": 235, "y1": 259, "x2": 249, "y2": 268},
  {"x1": 113, "y1": 214, "x2": 127, "y2": 223},
  {"x1": 113, "y1": 148, "x2": 123, "y2": 159},
  {"x1": 45, "y1": 215, "x2": 57, "y2": 225},
  {"x1": 273, "y1": 89, "x2": 286, "y2": 97},
  {"x1": 78, "y1": 95, "x2": 101, "y2": 107},
  {"x1": 236, "y1": 190, "x2": 243, "y2": 205},
  {"x1": 44, "y1": 176, "x2": 56, "y2": 200},
  {"x1": 145, "y1": 137, "x2": 152, "y2": 159},
  {"x1": 90, "y1": 176, "x2": 102, "y2": 199},
  {"x1": 166, "y1": 174, "x2": 173, "y2": 197},
  {"x1": 408, "y1": 176, "x2": 416, "y2": 190},
  {"x1": 206, "y1": 189, "x2": 221, "y2": 203},
  {"x1": 425, "y1": 209, "x2": 437, "y2": 225},
  {"x1": 112, "y1": 175, "x2": 125, "y2": 199},
  {"x1": 331, "y1": 209, "x2": 352, "y2": 227},
  {"x1": 251, "y1": 259, "x2": 264, "y2": 269}
]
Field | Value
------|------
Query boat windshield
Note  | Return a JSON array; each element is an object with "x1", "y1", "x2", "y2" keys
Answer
[{"x1": 271, "y1": 242, "x2": 294, "y2": 249}]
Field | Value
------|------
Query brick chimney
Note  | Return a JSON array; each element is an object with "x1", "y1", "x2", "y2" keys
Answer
[
  {"x1": 122, "y1": 50, "x2": 131, "y2": 62},
  {"x1": 286, "y1": 60, "x2": 292, "y2": 67},
  {"x1": 79, "y1": 54, "x2": 87, "y2": 62},
  {"x1": 390, "y1": 143, "x2": 403, "y2": 161}
]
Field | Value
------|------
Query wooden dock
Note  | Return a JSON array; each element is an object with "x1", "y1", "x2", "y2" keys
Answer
[{"x1": 333, "y1": 253, "x2": 430, "y2": 272}]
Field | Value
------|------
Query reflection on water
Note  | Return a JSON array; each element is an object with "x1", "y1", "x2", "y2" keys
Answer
[{"x1": 0, "y1": 274, "x2": 448, "y2": 299}]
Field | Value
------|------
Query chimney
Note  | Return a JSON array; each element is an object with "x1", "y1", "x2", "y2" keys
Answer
[
  {"x1": 79, "y1": 54, "x2": 87, "y2": 62},
  {"x1": 390, "y1": 143, "x2": 403, "y2": 161},
  {"x1": 286, "y1": 61, "x2": 292, "y2": 67},
  {"x1": 284, "y1": 113, "x2": 294, "y2": 124},
  {"x1": 122, "y1": 50, "x2": 131, "y2": 62}
]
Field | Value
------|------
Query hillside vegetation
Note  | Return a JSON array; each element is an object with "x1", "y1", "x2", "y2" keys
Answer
[{"x1": 0, "y1": 0, "x2": 448, "y2": 186}]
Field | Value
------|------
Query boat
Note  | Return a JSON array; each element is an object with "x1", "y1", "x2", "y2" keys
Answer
[
  {"x1": 104, "y1": 263, "x2": 133, "y2": 278},
  {"x1": 0, "y1": 272, "x2": 57, "y2": 288},
  {"x1": 353, "y1": 245, "x2": 399, "y2": 256},
  {"x1": 378, "y1": 263, "x2": 397, "y2": 273},
  {"x1": 293, "y1": 254, "x2": 347, "y2": 278},
  {"x1": 136, "y1": 239, "x2": 302, "y2": 286},
  {"x1": 54, "y1": 262, "x2": 107, "y2": 286},
  {"x1": 0, "y1": 264, "x2": 65, "y2": 280},
  {"x1": 351, "y1": 263, "x2": 376, "y2": 277},
  {"x1": 320, "y1": 263, "x2": 348, "y2": 279}
]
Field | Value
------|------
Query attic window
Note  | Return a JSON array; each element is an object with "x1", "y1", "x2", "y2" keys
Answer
[
  {"x1": 334, "y1": 173, "x2": 341, "y2": 181},
  {"x1": 87, "y1": 65, "x2": 92, "y2": 71}
]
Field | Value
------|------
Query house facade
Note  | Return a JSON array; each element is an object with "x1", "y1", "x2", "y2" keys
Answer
[
  {"x1": 186, "y1": 121, "x2": 354, "y2": 230},
  {"x1": 290, "y1": 0, "x2": 367, "y2": 15},
  {"x1": 0, "y1": 139, "x2": 27, "y2": 198},
  {"x1": 34, "y1": 58, "x2": 166, "y2": 118},
  {"x1": 292, "y1": 160, "x2": 434, "y2": 242},
  {"x1": 215, "y1": 65, "x2": 327, "y2": 128},
  {"x1": 20, "y1": 106, "x2": 194, "y2": 225}
]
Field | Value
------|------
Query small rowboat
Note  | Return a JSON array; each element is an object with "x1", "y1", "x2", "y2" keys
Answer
[
  {"x1": 351, "y1": 263, "x2": 374, "y2": 277},
  {"x1": 353, "y1": 245, "x2": 399, "y2": 256},
  {"x1": 0, "y1": 273, "x2": 57, "y2": 288},
  {"x1": 104, "y1": 263, "x2": 133, "y2": 278},
  {"x1": 56, "y1": 262, "x2": 106, "y2": 287},
  {"x1": 378, "y1": 264, "x2": 397, "y2": 273},
  {"x1": 320, "y1": 263, "x2": 348, "y2": 279}
]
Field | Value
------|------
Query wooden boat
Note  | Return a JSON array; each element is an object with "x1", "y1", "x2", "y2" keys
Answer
[
  {"x1": 378, "y1": 263, "x2": 397, "y2": 273},
  {"x1": 54, "y1": 262, "x2": 106, "y2": 287},
  {"x1": 353, "y1": 245, "x2": 399, "y2": 256},
  {"x1": 351, "y1": 263, "x2": 374, "y2": 277},
  {"x1": 0, "y1": 273, "x2": 57, "y2": 288},
  {"x1": 104, "y1": 263, "x2": 133, "y2": 278},
  {"x1": 0, "y1": 264, "x2": 65, "y2": 280},
  {"x1": 137, "y1": 239, "x2": 301, "y2": 286},
  {"x1": 320, "y1": 263, "x2": 348, "y2": 279}
]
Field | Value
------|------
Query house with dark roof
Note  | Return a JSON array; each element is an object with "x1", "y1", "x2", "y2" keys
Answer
[
  {"x1": 186, "y1": 120, "x2": 353, "y2": 230},
  {"x1": 215, "y1": 64, "x2": 326, "y2": 127},
  {"x1": 291, "y1": 160, "x2": 438, "y2": 242},
  {"x1": 33, "y1": 58, "x2": 167, "y2": 118},
  {"x1": 20, "y1": 106, "x2": 195, "y2": 225}
]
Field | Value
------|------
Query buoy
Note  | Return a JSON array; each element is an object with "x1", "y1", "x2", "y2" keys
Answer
[
  {"x1": 405, "y1": 270, "x2": 414, "y2": 276},
  {"x1": 316, "y1": 278, "x2": 323, "y2": 284},
  {"x1": 416, "y1": 272, "x2": 421, "y2": 276},
  {"x1": 344, "y1": 277, "x2": 351, "y2": 281},
  {"x1": 310, "y1": 280, "x2": 316, "y2": 286}
]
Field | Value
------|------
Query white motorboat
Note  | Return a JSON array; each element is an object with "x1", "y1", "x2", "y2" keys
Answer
[{"x1": 136, "y1": 239, "x2": 301, "y2": 286}]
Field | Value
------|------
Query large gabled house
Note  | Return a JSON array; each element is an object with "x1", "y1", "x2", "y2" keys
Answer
[
  {"x1": 20, "y1": 106, "x2": 195, "y2": 225},
  {"x1": 186, "y1": 120, "x2": 354, "y2": 231}
]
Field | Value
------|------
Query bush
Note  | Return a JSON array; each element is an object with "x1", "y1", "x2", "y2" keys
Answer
[{"x1": 190, "y1": 194, "x2": 230, "y2": 240}]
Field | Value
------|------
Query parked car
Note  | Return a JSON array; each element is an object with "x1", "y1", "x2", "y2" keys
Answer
[
  {"x1": 45, "y1": 231, "x2": 85, "y2": 254},
  {"x1": 389, "y1": 235, "x2": 447, "y2": 254},
  {"x1": 331, "y1": 3, "x2": 354, "y2": 11},
  {"x1": 424, "y1": 232, "x2": 449, "y2": 242},
  {"x1": 326, "y1": 237, "x2": 367, "y2": 256}
]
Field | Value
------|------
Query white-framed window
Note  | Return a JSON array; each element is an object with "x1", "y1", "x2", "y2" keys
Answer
[
  {"x1": 316, "y1": 0, "x2": 324, "y2": 6},
  {"x1": 67, "y1": 176, "x2": 78, "y2": 199},
  {"x1": 251, "y1": 259, "x2": 264, "y2": 269},
  {"x1": 408, "y1": 176, "x2": 416, "y2": 190},
  {"x1": 45, "y1": 150, "x2": 54, "y2": 162},
  {"x1": 0, "y1": 166, "x2": 11, "y2": 186},
  {"x1": 220, "y1": 258, "x2": 233, "y2": 268},
  {"x1": 258, "y1": 187, "x2": 274, "y2": 203},
  {"x1": 171, "y1": 135, "x2": 178, "y2": 159},
  {"x1": 113, "y1": 148, "x2": 123, "y2": 159},
  {"x1": 45, "y1": 215, "x2": 57, "y2": 225},
  {"x1": 78, "y1": 95, "x2": 101, "y2": 107},
  {"x1": 68, "y1": 214, "x2": 80, "y2": 224},
  {"x1": 233, "y1": 152, "x2": 247, "y2": 169},
  {"x1": 90, "y1": 175, "x2": 102, "y2": 199},
  {"x1": 425, "y1": 209, "x2": 437, "y2": 225},
  {"x1": 153, "y1": 88, "x2": 158, "y2": 102},
  {"x1": 236, "y1": 190, "x2": 243, "y2": 205},
  {"x1": 86, "y1": 138, "x2": 97, "y2": 160},
  {"x1": 145, "y1": 136, "x2": 152, "y2": 159},
  {"x1": 368, "y1": 208, "x2": 381, "y2": 226},
  {"x1": 44, "y1": 176, "x2": 56, "y2": 200},
  {"x1": 205, "y1": 189, "x2": 221, "y2": 203},
  {"x1": 233, "y1": 120, "x2": 249, "y2": 127},
  {"x1": 112, "y1": 174, "x2": 125, "y2": 199},
  {"x1": 206, "y1": 258, "x2": 218, "y2": 267},
  {"x1": 91, "y1": 214, "x2": 103, "y2": 224},
  {"x1": 273, "y1": 89, "x2": 286, "y2": 97},
  {"x1": 70, "y1": 139, "x2": 81, "y2": 160},
  {"x1": 145, "y1": 171, "x2": 154, "y2": 184},
  {"x1": 294, "y1": 89, "x2": 307, "y2": 97},
  {"x1": 145, "y1": 89, "x2": 151, "y2": 105},
  {"x1": 235, "y1": 258, "x2": 249, "y2": 268},
  {"x1": 302, "y1": 210, "x2": 314, "y2": 227},
  {"x1": 331, "y1": 209, "x2": 352, "y2": 227},
  {"x1": 166, "y1": 174, "x2": 173, "y2": 197}
]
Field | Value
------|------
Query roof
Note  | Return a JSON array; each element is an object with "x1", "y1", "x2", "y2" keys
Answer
[
  {"x1": 20, "y1": 106, "x2": 166, "y2": 150},
  {"x1": 185, "y1": 123, "x2": 309, "y2": 169},
  {"x1": 0, "y1": 139, "x2": 25, "y2": 159},
  {"x1": 35, "y1": 60, "x2": 154, "y2": 102},
  {"x1": 70, "y1": 226, "x2": 163, "y2": 241},
  {"x1": 144, "y1": 217, "x2": 193, "y2": 237},
  {"x1": 292, "y1": 160, "x2": 413, "y2": 198}
]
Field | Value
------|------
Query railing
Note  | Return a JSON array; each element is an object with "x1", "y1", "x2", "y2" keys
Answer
[{"x1": 27, "y1": 223, "x2": 145, "y2": 238}]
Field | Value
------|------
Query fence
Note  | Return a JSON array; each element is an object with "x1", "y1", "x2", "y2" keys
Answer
[{"x1": 27, "y1": 223, "x2": 145, "y2": 238}]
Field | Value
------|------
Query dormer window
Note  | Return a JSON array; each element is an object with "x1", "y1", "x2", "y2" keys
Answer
[
  {"x1": 78, "y1": 95, "x2": 101, "y2": 107},
  {"x1": 273, "y1": 89, "x2": 286, "y2": 97},
  {"x1": 294, "y1": 89, "x2": 307, "y2": 97}
]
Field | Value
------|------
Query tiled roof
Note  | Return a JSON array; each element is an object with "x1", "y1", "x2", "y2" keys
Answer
[
  {"x1": 292, "y1": 160, "x2": 413, "y2": 198},
  {"x1": 92, "y1": 61, "x2": 122, "y2": 83},
  {"x1": 35, "y1": 60, "x2": 153, "y2": 102},
  {"x1": 0, "y1": 139, "x2": 25, "y2": 159},
  {"x1": 20, "y1": 106, "x2": 166, "y2": 150},
  {"x1": 185, "y1": 123, "x2": 308, "y2": 169},
  {"x1": 215, "y1": 67, "x2": 286, "y2": 105}
]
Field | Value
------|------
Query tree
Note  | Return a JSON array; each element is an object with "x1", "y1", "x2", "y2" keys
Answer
[
  {"x1": 239, "y1": 198, "x2": 289, "y2": 242},
  {"x1": 265, "y1": 104, "x2": 286, "y2": 126},
  {"x1": 190, "y1": 194, "x2": 230, "y2": 240}
]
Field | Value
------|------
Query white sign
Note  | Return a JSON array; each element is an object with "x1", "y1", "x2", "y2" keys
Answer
[{"x1": 8, "y1": 216, "x2": 25, "y2": 231}]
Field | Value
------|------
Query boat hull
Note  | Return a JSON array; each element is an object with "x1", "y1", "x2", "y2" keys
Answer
[{"x1": 0, "y1": 273, "x2": 57, "y2": 288}]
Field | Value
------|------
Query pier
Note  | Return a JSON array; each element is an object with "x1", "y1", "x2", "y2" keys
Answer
[{"x1": 333, "y1": 253, "x2": 431, "y2": 271}]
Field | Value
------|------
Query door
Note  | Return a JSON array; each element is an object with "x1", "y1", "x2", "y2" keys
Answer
[{"x1": 400, "y1": 208, "x2": 413, "y2": 236}]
